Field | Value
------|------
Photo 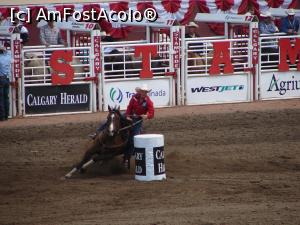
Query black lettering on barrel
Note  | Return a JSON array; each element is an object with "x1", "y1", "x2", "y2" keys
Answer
[
  {"x1": 153, "y1": 146, "x2": 165, "y2": 175},
  {"x1": 135, "y1": 147, "x2": 146, "y2": 176}
]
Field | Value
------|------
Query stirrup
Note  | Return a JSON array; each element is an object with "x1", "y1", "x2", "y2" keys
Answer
[{"x1": 123, "y1": 158, "x2": 130, "y2": 169}]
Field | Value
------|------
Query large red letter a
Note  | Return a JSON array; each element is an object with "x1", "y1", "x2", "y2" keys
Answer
[{"x1": 209, "y1": 41, "x2": 234, "y2": 75}]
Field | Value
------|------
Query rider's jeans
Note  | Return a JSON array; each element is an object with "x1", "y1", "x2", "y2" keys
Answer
[{"x1": 0, "y1": 76, "x2": 9, "y2": 120}]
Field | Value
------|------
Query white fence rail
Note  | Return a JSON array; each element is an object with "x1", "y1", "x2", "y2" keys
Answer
[
  {"x1": 185, "y1": 38, "x2": 251, "y2": 77},
  {"x1": 22, "y1": 46, "x2": 92, "y2": 86}
]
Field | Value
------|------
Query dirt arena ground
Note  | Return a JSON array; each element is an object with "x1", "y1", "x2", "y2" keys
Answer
[{"x1": 0, "y1": 99, "x2": 300, "y2": 225}]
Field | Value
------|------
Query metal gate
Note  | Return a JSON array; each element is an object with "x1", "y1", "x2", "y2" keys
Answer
[
  {"x1": 183, "y1": 37, "x2": 253, "y2": 105},
  {"x1": 258, "y1": 34, "x2": 300, "y2": 100},
  {"x1": 21, "y1": 46, "x2": 97, "y2": 116},
  {"x1": 100, "y1": 41, "x2": 175, "y2": 111}
]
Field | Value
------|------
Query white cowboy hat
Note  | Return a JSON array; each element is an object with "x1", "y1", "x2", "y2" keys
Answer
[
  {"x1": 187, "y1": 21, "x2": 199, "y2": 28},
  {"x1": 135, "y1": 84, "x2": 151, "y2": 92},
  {"x1": 286, "y1": 8, "x2": 296, "y2": 15},
  {"x1": 260, "y1": 11, "x2": 272, "y2": 18}
]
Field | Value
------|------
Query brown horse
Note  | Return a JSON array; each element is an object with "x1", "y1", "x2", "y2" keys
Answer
[{"x1": 64, "y1": 106, "x2": 131, "y2": 179}]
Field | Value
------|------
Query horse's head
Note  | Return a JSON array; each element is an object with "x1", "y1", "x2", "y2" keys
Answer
[{"x1": 106, "y1": 105, "x2": 122, "y2": 137}]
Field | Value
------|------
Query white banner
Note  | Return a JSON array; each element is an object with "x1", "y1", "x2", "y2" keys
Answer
[
  {"x1": 195, "y1": 13, "x2": 254, "y2": 24},
  {"x1": 260, "y1": 71, "x2": 300, "y2": 100},
  {"x1": 0, "y1": 26, "x2": 15, "y2": 35},
  {"x1": 186, "y1": 75, "x2": 250, "y2": 105},
  {"x1": 103, "y1": 78, "x2": 172, "y2": 111},
  {"x1": 57, "y1": 21, "x2": 96, "y2": 31}
]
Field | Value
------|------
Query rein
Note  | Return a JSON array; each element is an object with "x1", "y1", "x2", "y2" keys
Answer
[
  {"x1": 118, "y1": 119, "x2": 143, "y2": 133},
  {"x1": 102, "y1": 119, "x2": 142, "y2": 149}
]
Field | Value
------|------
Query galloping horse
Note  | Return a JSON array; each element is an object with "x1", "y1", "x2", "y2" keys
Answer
[{"x1": 64, "y1": 106, "x2": 132, "y2": 179}]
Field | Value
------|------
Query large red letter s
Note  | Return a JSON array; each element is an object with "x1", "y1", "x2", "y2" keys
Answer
[
  {"x1": 50, "y1": 50, "x2": 74, "y2": 85},
  {"x1": 135, "y1": 45, "x2": 158, "y2": 79},
  {"x1": 209, "y1": 41, "x2": 234, "y2": 75},
  {"x1": 278, "y1": 38, "x2": 300, "y2": 72}
]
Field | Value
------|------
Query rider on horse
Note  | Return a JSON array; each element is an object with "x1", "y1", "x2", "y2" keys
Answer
[
  {"x1": 123, "y1": 84, "x2": 154, "y2": 166},
  {"x1": 93, "y1": 84, "x2": 154, "y2": 167},
  {"x1": 64, "y1": 84, "x2": 154, "y2": 178}
]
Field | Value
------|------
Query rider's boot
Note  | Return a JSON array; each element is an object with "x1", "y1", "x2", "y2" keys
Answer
[
  {"x1": 123, "y1": 155, "x2": 130, "y2": 169},
  {"x1": 88, "y1": 132, "x2": 97, "y2": 140}
]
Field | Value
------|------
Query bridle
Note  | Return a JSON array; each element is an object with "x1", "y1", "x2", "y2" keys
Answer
[
  {"x1": 101, "y1": 111, "x2": 143, "y2": 149},
  {"x1": 106, "y1": 110, "x2": 121, "y2": 137}
]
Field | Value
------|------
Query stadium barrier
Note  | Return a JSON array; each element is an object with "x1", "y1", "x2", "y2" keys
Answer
[{"x1": 2, "y1": 15, "x2": 300, "y2": 118}]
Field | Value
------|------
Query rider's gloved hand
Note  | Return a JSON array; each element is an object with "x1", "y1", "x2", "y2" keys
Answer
[
  {"x1": 141, "y1": 114, "x2": 148, "y2": 120},
  {"x1": 126, "y1": 116, "x2": 133, "y2": 122}
]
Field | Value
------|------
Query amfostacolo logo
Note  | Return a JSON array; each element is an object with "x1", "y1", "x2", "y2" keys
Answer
[{"x1": 110, "y1": 87, "x2": 123, "y2": 103}]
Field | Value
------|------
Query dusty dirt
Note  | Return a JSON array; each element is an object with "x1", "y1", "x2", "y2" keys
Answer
[{"x1": 0, "y1": 99, "x2": 300, "y2": 225}]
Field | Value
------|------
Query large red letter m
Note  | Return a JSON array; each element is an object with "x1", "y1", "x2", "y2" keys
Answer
[{"x1": 278, "y1": 38, "x2": 300, "y2": 72}]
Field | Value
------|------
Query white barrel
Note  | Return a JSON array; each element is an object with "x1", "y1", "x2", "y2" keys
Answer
[{"x1": 134, "y1": 134, "x2": 166, "y2": 181}]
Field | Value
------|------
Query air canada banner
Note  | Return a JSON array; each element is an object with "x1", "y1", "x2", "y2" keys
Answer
[
  {"x1": 260, "y1": 72, "x2": 300, "y2": 100},
  {"x1": 186, "y1": 75, "x2": 250, "y2": 105},
  {"x1": 25, "y1": 84, "x2": 91, "y2": 115},
  {"x1": 103, "y1": 78, "x2": 172, "y2": 110}
]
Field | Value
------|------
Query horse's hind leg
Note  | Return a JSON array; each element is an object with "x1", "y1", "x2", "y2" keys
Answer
[{"x1": 64, "y1": 147, "x2": 97, "y2": 178}]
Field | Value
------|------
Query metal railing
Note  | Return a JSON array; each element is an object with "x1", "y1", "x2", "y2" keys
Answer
[
  {"x1": 101, "y1": 42, "x2": 171, "y2": 80},
  {"x1": 22, "y1": 46, "x2": 92, "y2": 86},
  {"x1": 185, "y1": 38, "x2": 251, "y2": 77},
  {"x1": 259, "y1": 34, "x2": 300, "y2": 72}
]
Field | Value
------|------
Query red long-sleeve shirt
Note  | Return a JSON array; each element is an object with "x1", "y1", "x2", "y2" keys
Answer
[{"x1": 125, "y1": 94, "x2": 154, "y2": 119}]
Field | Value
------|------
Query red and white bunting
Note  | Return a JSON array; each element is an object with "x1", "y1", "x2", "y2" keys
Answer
[{"x1": 0, "y1": 0, "x2": 298, "y2": 38}]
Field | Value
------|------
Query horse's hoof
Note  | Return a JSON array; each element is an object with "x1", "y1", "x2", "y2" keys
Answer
[{"x1": 63, "y1": 173, "x2": 73, "y2": 179}]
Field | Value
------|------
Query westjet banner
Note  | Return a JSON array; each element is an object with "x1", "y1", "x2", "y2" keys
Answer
[{"x1": 186, "y1": 75, "x2": 250, "y2": 105}]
